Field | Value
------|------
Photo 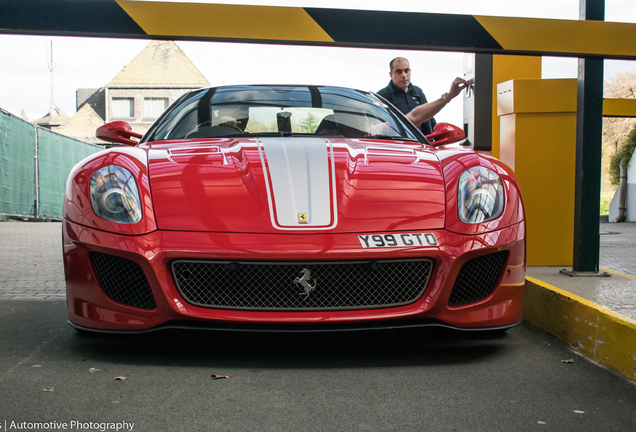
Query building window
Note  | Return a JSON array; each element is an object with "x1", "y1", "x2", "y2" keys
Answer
[
  {"x1": 112, "y1": 97, "x2": 134, "y2": 118},
  {"x1": 144, "y1": 98, "x2": 169, "y2": 118}
]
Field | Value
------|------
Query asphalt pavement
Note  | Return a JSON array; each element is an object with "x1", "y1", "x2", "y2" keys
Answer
[
  {"x1": 0, "y1": 221, "x2": 65, "y2": 301},
  {"x1": 0, "y1": 221, "x2": 635, "y2": 431},
  {"x1": 1, "y1": 300, "x2": 635, "y2": 431}
]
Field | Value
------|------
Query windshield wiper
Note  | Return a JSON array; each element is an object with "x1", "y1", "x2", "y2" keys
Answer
[
  {"x1": 216, "y1": 132, "x2": 417, "y2": 140},
  {"x1": 219, "y1": 132, "x2": 279, "y2": 138},
  {"x1": 220, "y1": 132, "x2": 316, "y2": 138},
  {"x1": 365, "y1": 134, "x2": 419, "y2": 142},
  {"x1": 282, "y1": 132, "x2": 319, "y2": 137}
]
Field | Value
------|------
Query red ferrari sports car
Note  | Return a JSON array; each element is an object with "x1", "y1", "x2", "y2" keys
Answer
[{"x1": 63, "y1": 85, "x2": 525, "y2": 333}]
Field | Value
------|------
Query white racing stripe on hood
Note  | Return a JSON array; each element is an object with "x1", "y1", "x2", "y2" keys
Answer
[{"x1": 257, "y1": 137, "x2": 337, "y2": 230}]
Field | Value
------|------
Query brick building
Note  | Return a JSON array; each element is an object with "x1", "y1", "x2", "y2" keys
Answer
[{"x1": 55, "y1": 40, "x2": 209, "y2": 144}]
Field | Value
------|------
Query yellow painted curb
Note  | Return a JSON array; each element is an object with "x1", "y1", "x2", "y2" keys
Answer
[
  {"x1": 600, "y1": 266, "x2": 636, "y2": 281},
  {"x1": 523, "y1": 276, "x2": 636, "y2": 381}
]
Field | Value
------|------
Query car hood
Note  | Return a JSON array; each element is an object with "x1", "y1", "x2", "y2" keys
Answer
[{"x1": 147, "y1": 137, "x2": 445, "y2": 233}]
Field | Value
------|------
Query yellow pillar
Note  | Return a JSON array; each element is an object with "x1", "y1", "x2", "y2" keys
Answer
[
  {"x1": 603, "y1": 98, "x2": 636, "y2": 117},
  {"x1": 497, "y1": 78, "x2": 577, "y2": 266},
  {"x1": 491, "y1": 56, "x2": 542, "y2": 158}
]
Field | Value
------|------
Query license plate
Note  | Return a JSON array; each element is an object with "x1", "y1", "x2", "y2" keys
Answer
[{"x1": 358, "y1": 233, "x2": 438, "y2": 248}]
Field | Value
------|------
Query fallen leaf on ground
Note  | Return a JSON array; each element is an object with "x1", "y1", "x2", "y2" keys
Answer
[
  {"x1": 114, "y1": 376, "x2": 127, "y2": 380},
  {"x1": 211, "y1": 374, "x2": 231, "y2": 380},
  {"x1": 42, "y1": 387, "x2": 54, "y2": 392},
  {"x1": 561, "y1": 359, "x2": 574, "y2": 364}
]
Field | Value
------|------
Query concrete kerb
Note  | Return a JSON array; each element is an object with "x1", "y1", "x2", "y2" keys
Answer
[{"x1": 523, "y1": 275, "x2": 636, "y2": 382}]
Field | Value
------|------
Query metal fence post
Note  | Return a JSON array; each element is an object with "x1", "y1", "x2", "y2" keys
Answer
[
  {"x1": 33, "y1": 124, "x2": 39, "y2": 219},
  {"x1": 572, "y1": 0, "x2": 604, "y2": 273}
]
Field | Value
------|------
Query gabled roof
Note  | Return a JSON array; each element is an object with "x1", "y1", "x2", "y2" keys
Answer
[
  {"x1": 35, "y1": 107, "x2": 70, "y2": 127},
  {"x1": 54, "y1": 89, "x2": 106, "y2": 141},
  {"x1": 107, "y1": 40, "x2": 210, "y2": 88}
]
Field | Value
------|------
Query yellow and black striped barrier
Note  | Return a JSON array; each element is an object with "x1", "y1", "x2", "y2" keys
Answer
[{"x1": 2, "y1": 0, "x2": 636, "y2": 59}]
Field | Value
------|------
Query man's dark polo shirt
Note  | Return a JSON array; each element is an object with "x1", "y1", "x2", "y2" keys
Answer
[{"x1": 377, "y1": 81, "x2": 436, "y2": 136}]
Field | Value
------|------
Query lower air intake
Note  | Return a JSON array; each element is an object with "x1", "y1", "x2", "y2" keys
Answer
[
  {"x1": 448, "y1": 251, "x2": 508, "y2": 307},
  {"x1": 89, "y1": 252, "x2": 156, "y2": 310},
  {"x1": 172, "y1": 259, "x2": 433, "y2": 310}
]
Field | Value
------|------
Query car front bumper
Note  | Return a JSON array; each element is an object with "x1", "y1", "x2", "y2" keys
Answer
[{"x1": 63, "y1": 220, "x2": 526, "y2": 332}]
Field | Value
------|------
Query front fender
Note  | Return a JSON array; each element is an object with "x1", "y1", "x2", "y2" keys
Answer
[
  {"x1": 436, "y1": 149, "x2": 525, "y2": 235},
  {"x1": 63, "y1": 146, "x2": 157, "y2": 235}
]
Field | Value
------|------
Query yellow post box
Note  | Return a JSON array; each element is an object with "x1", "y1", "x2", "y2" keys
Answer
[{"x1": 497, "y1": 78, "x2": 578, "y2": 266}]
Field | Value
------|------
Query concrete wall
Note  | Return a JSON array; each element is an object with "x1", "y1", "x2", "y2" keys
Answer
[{"x1": 609, "y1": 155, "x2": 636, "y2": 222}]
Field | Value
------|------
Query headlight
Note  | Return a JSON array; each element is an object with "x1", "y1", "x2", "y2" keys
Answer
[
  {"x1": 90, "y1": 165, "x2": 142, "y2": 224},
  {"x1": 458, "y1": 166, "x2": 504, "y2": 224}
]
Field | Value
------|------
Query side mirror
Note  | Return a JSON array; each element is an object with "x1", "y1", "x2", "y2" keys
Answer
[
  {"x1": 425, "y1": 122, "x2": 465, "y2": 147},
  {"x1": 96, "y1": 121, "x2": 142, "y2": 146}
]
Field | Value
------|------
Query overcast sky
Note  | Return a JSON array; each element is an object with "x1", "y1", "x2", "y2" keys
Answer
[{"x1": 1, "y1": 0, "x2": 636, "y2": 126}]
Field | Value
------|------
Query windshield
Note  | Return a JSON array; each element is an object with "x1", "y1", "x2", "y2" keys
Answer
[{"x1": 143, "y1": 85, "x2": 422, "y2": 142}]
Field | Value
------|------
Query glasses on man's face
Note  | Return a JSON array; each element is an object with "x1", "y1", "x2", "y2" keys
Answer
[{"x1": 393, "y1": 68, "x2": 410, "y2": 75}]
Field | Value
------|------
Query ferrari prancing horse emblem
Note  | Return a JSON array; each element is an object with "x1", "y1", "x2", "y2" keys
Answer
[
  {"x1": 298, "y1": 213, "x2": 308, "y2": 223},
  {"x1": 294, "y1": 268, "x2": 316, "y2": 296}
]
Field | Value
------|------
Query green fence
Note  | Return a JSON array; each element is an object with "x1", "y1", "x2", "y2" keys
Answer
[{"x1": 0, "y1": 109, "x2": 103, "y2": 219}]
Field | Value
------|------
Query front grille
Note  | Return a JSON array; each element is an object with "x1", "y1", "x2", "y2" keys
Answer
[
  {"x1": 172, "y1": 259, "x2": 433, "y2": 310},
  {"x1": 448, "y1": 251, "x2": 508, "y2": 307},
  {"x1": 89, "y1": 252, "x2": 157, "y2": 310}
]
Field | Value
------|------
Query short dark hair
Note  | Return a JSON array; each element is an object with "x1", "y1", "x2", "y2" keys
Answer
[{"x1": 389, "y1": 57, "x2": 409, "y2": 72}]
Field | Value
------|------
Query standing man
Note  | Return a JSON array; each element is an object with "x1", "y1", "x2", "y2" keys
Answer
[{"x1": 377, "y1": 57, "x2": 438, "y2": 135}]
